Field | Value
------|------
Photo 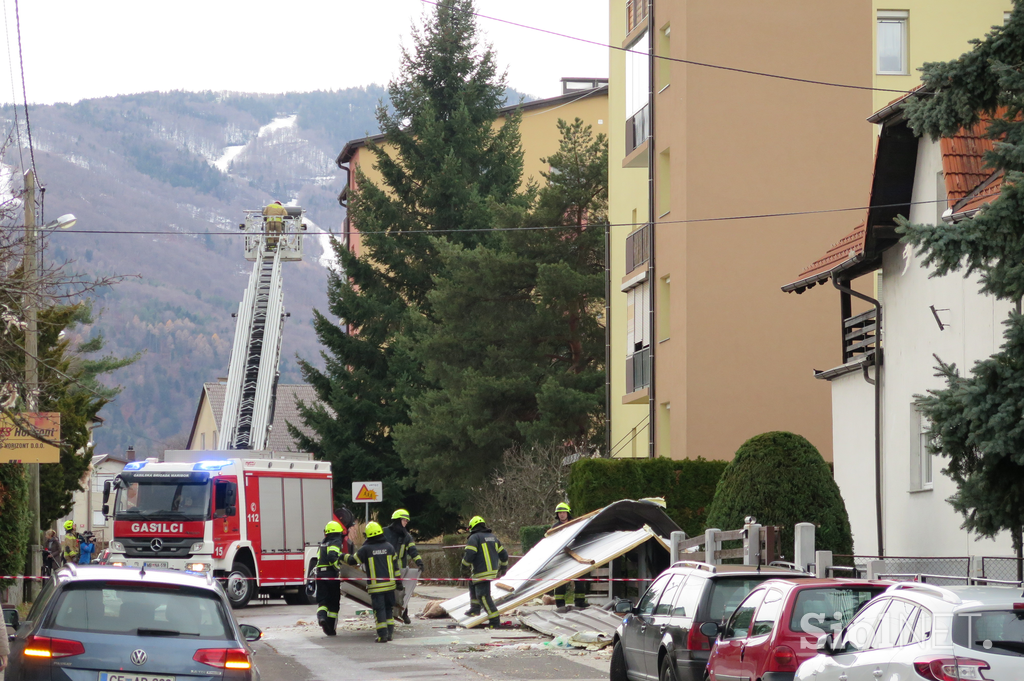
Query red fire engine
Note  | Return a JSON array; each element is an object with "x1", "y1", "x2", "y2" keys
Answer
[{"x1": 103, "y1": 449, "x2": 333, "y2": 608}]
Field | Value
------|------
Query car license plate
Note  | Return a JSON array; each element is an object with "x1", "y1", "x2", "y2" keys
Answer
[
  {"x1": 145, "y1": 562, "x2": 168, "y2": 568},
  {"x1": 99, "y1": 675, "x2": 175, "y2": 681}
]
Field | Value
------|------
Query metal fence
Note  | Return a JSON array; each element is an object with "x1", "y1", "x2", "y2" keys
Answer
[{"x1": 831, "y1": 555, "x2": 1024, "y2": 587}]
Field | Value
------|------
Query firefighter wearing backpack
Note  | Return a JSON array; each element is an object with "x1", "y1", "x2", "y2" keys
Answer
[
  {"x1": 315, "y1": 520, "x2": 352, "y2": 636},
  {"x1": 461, "y1": 515, "x2": 509, "y2": 628},
  {"x1": 383, "y1": 508, "x2": 425, "y2": 625},
  {"x1": 353, "y1": 521, "x2": 398, "y2": 643},
  {"x1": 550, "y1": 502, "x2": 587, "y2": 610}
]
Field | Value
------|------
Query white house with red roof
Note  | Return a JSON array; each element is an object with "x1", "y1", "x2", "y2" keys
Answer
[{"x1": 783, "y1": 97, "x2": 1014, "y2": 563}]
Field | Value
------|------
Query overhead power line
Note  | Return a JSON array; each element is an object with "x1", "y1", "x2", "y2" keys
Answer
[
  {"x1": 2, "y1": 0, "x2": 23, "y2": 176},
  {"x1": 12, "y1": 0, "x2": 35, "y2": 186},
  {"x1": 420, "y1": 0, "x2": 925, "y2": 95},
  {"x1": 49, "y1": 197, "x2": 948, "y2": 238}
]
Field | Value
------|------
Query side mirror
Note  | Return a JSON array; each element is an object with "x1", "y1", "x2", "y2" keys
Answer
[
  {"x1": 614, "y1": 599, "x2": 634, "y2": 614},
  {"x1": 102, "y1": 504, "x2": 110, "y2": 516},
  {"x1": 699, "y1": 621, "x2": 720, "y2": 639},
  {"x1": 817, "y1": 633, "x2": 836, "y2": 655},
  {"x1": 226, "y1": 506, "x2": 237, "y2": 517},
  {"x1": 5, "y1": 610, "x2": 19, "y2": 630},
  {"x1": 102, "y1": 480, "x2": 111, "y2": 504},
  {"x1": 239, "y1": 623, "x2": 262, "y2": 642}
]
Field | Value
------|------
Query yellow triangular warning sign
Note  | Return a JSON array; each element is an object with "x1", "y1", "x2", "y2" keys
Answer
[{"x1": 354, "y1": 484, "x2": 377, "y2": 501}]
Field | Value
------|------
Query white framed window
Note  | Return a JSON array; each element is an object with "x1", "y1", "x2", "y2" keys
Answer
[
  {"x1": 92, "y1": 510, "x2": 107, "y2": 527},
  {"x1": 877, "y1": 11, "x2": 908, "y2": 75},
  {"x1": 626, "y1": 31, "x2": 650, "y2": 119},
  {"x1": 909, "y1": 406, "x2": 934, "y2": 491}
]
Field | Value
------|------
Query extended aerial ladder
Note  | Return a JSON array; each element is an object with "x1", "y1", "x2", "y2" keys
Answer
[{"x1": 217, "y1": 207, "x2": 307, "y2": 450}]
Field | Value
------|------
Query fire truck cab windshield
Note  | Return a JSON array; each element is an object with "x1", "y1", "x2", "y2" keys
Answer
[{"x1": 114, "y1": 473, "x2": 213, "y2": 521}]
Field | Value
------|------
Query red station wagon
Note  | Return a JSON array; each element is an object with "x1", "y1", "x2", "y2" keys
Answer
[{"x1": 704, "y1": 579, "x2": 890, "y2": 681}]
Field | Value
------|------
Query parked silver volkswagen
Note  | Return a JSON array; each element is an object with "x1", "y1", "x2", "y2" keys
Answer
[{"x1": 6, "y1": 564, "x2": 262, "y2": 681}]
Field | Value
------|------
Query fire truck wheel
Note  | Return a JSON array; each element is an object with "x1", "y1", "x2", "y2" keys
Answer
[{"x1": 225, "y1": 562, "x2": 255, "y2": 609}]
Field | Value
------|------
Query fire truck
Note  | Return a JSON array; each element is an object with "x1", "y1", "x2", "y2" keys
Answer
[{"x1": 102, "y1": 206, "x2": 335, "y2": 608}]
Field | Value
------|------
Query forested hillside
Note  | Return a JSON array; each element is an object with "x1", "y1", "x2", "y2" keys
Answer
[{"x1": 1, "y1": 88, "x2": 391, "y2": 457}]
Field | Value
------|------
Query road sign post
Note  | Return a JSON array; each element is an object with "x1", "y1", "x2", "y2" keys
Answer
[{"x1": 352, "y1": 481, "x2": 383, "y2": 524}]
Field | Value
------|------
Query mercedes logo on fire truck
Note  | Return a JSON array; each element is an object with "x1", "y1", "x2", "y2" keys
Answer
[
  {"x1": 131, "y1": 649, "x2": 148, "y2": 666},
  {"x1": 150, "y1": 538, "x2": 163, "y2": 552}
]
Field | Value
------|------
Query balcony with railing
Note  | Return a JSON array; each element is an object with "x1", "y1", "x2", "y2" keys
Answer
[
  {"x1": 626, "y1": 0, "x2": 650, "y2": 34},
  {"x1": 842, "y1": 308, "x2": 879, "y2": 364},
  {"x1": 625, "y1": 223, "x2": 650, "y2": 273},
  {"x1": 626, "y1": 346, "x2": 651, "y2": 393}
]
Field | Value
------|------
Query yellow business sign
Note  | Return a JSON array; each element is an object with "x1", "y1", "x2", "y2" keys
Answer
[{"x1": 0, "y1": 412, "x2": 61, "y2": 463}]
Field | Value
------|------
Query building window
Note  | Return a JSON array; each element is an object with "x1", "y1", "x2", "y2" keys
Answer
[
  {"x1": 625, "y1": 31, "x2": 650, "y2": 154},
  {"x1": 200, "y1": 432, "x2": 205, "y2": 449},
  {"x1": 92, "y1": 510, "x2": 107, "y2": 527},
  {"x1": 625, "y1": 280, "x2": 651, "y2": 392},
  {"x1": 626, "y1": 0, "x2": 649, "y2": 34},
  {"x1": 909, "y1": 406, "x2": 934, "y2": 491},
  {"x1": 877, "y1": 11, "x2": 908, "y2": 75}
]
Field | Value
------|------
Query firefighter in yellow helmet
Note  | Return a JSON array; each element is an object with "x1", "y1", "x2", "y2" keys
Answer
[
  {"x1": 314, "y1": 520, "x2": 354, "y2": 636},
  {"x1": 353, "y1": 521, "x2": 398, "y2": 642},
  {"x1": 383, "y1": 508, "x2": 424, "y2": 625},
  {"x1": 61, "y1": 520, "x2": 80, "y2": 565},
  {"x1": 550, "y1": 502, "x2": 587, "y2": 610},
  {"x1": 262, "y1": 200, "x2": 288, "y2": 250},
  {"x1": 461, "y1": 515, "x2": 509, "y2": 628}
]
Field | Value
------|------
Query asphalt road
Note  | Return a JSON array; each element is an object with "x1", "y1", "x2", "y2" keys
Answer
[{"x1": 236, "y1": 587, "x2": 611, "y2": 681}]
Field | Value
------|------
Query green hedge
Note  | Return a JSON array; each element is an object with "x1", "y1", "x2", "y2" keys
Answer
[
  {"x1": 0, "y1": 464, "x2": 30, "y2": 589},
  {"x1": 567, "y1": 457, "x2": 728, "y2": 538},
  {"x1": 705, "y1": 432, "x2": 853, "y2": 558},
  {"x1": 520, "y1": 525, "x2": 550, "y2": 553}
]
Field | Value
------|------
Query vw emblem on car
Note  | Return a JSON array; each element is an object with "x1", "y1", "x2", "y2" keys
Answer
[
  {"x1": 130, "y1": 649, "x2": 148, "y2": 666},
  {"x1": 150, "y1": 538, "x2": 163, "y2": 552}
]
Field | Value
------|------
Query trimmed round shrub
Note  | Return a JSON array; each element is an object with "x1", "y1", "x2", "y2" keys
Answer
[{"x1": 705, "y1": 432, "x2": 853, "y2": 558}]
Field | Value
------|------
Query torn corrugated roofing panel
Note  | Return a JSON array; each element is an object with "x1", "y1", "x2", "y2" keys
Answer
[
  {"x1": 441, "y1": 499, "x2": 680, "y2": 629},
  {"x1": 517, "y1": 605, "x2": 623, "y2": 641}
]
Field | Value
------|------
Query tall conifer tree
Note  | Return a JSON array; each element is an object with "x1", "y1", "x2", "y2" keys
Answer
[
  {"x1": 898, "y1": 1, "x2": 1024, "y2": 558},
  {"x1": 293, "y1": 0, "x2": 524, "y2": 528},
  {"x1": 393, "y1": 118, "x2": 608, "y2": 509}
]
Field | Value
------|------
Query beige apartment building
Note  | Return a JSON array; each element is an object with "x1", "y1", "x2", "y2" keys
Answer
[
  {"x1": 608, "y1": 0, "x2": 875, "y2": 461},
  {"x1": 609, "y1": 0, "x2": 1014, "y2": 463}
]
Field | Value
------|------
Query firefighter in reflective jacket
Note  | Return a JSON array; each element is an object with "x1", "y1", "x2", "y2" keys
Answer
[
  {"x1": 461, "y1": 515, "x2": 509, "y2": 628},
  {"x1": 351, "y1": 521, "x2": 398, "y2": 643},
  {"x1": 550, "y1": 502, "x2": 587, "y2": 610},
  {"x1": 262, "y1": 200, "x2": 288, "y2": 250},
  {"x1": 315, "y1": 520, "x2": 353, "y2": 636},
  {"x1": 383, "y1": 509, "x2": 425, "y2": 625}
]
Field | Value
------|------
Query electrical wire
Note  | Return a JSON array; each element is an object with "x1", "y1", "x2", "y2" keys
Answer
[
  {"x1": 46, "y1": 197, "x2": 948, "y2": 238},
  {"x1": 612, "y1": 417, "x2": 649, "y2": 457},
  {"x1": 12, "y1": 0, "x2": 36, "y2": 186},
  {"x1": 1, "y1": 0, "x2": 23, "y2": 177},
  {"x1": 609, "y1": 413, "x2": 648, "y2": 455},
  {"x1": 420, "y1": 0, "x2": 925, "y2": 95}
]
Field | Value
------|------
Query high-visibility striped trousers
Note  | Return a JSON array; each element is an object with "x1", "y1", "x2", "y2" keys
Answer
[
  {"x1": 316, "y1": 575, "x2": 340, "y2": 634},
  {"x1": 469, "y1": 580, "x2": 499, "y2": 627},
  {"x1": 371, "y1": 590, "x2": 396, "y2": 641}
]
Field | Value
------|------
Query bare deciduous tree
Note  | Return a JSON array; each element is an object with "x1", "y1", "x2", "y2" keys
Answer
[{"x1": 470, "y1": 443, "x2": 583, "y2": 543}]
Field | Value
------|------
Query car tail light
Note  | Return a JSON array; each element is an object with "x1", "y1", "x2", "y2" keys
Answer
[
  {"x1": 769, "y1": 645, "x2": 797, "y2": 671},
  {"x1": 687, "y1": 623, "x2": 712, "y2": 651},
  {"x1": 22, "y1": 634, "x2": 85, "y2": 658},
  {"x1": 193, "y1": 648, "x2": 252, "y2": 670},
  {"x1": 913, "y1": 656, "x2": 989, "y2": 680}
]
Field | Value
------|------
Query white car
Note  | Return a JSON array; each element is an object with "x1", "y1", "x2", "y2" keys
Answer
[{"x1": 796, "y1": 582, "x2": 1024, "y2": 680}]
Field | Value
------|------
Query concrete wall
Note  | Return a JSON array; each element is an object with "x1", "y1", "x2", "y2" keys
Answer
[{"x1": 830, "y1": 370, "x2": 876, "y2": 555}]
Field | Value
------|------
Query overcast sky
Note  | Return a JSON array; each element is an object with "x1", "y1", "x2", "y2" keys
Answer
[{"x1": 1, "y1": 0, "x2": 608, "y2": 106}]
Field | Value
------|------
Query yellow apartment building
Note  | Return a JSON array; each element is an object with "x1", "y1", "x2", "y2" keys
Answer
[
  {"x1": 609, "y1": 0, "x2": 1013, "y2": 462},
  {"x1": 337, "y1": 80, "x2": 609, "y2": 259}
]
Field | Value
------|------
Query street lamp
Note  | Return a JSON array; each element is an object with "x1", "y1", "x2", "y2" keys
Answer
[{"x1": 44, "y1": 214, "x2": 76, "y2": 231}]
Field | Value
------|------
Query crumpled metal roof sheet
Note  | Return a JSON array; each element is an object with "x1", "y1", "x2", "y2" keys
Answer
[
  {"x1": 441, "y1": 499, "x2": 679, "y2": 629},
  {"x1": 516, "y1": 605, "x2": 624, "y2": 640}
]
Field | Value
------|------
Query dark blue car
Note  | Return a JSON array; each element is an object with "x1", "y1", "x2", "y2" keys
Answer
[{"x1": 7, "y1": 564, "x2": 262, "y2": 681}]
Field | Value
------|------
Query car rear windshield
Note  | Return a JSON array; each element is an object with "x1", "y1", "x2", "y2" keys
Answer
[
  {"x1": 706, "y1": 578, "x2": 778, "y2": 623},
  {"x1": 789, "y1": 587, "x2": 883, "y2": 635},
  {"x1": 953, "y1": 610, "x2": 1024, "y2": 657},
  {"x1": 45, "y1": 582, "x2": 232, "y2": 639}
]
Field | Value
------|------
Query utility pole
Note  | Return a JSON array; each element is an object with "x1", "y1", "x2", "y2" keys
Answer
[{"x1": 23, "y1": 169, "x2": 42, "y2": 597}]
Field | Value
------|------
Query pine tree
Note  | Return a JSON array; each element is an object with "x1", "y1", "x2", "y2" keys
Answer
[
  {"x1": 392, "y1": 118, "x2": 608, "y2": 509},
  {"x1": 897, "y1": 1, "x2": 1024, "y2": 557},
  {"x1": 292, "y1": 0, "x2": 524, "y2": 529}
]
